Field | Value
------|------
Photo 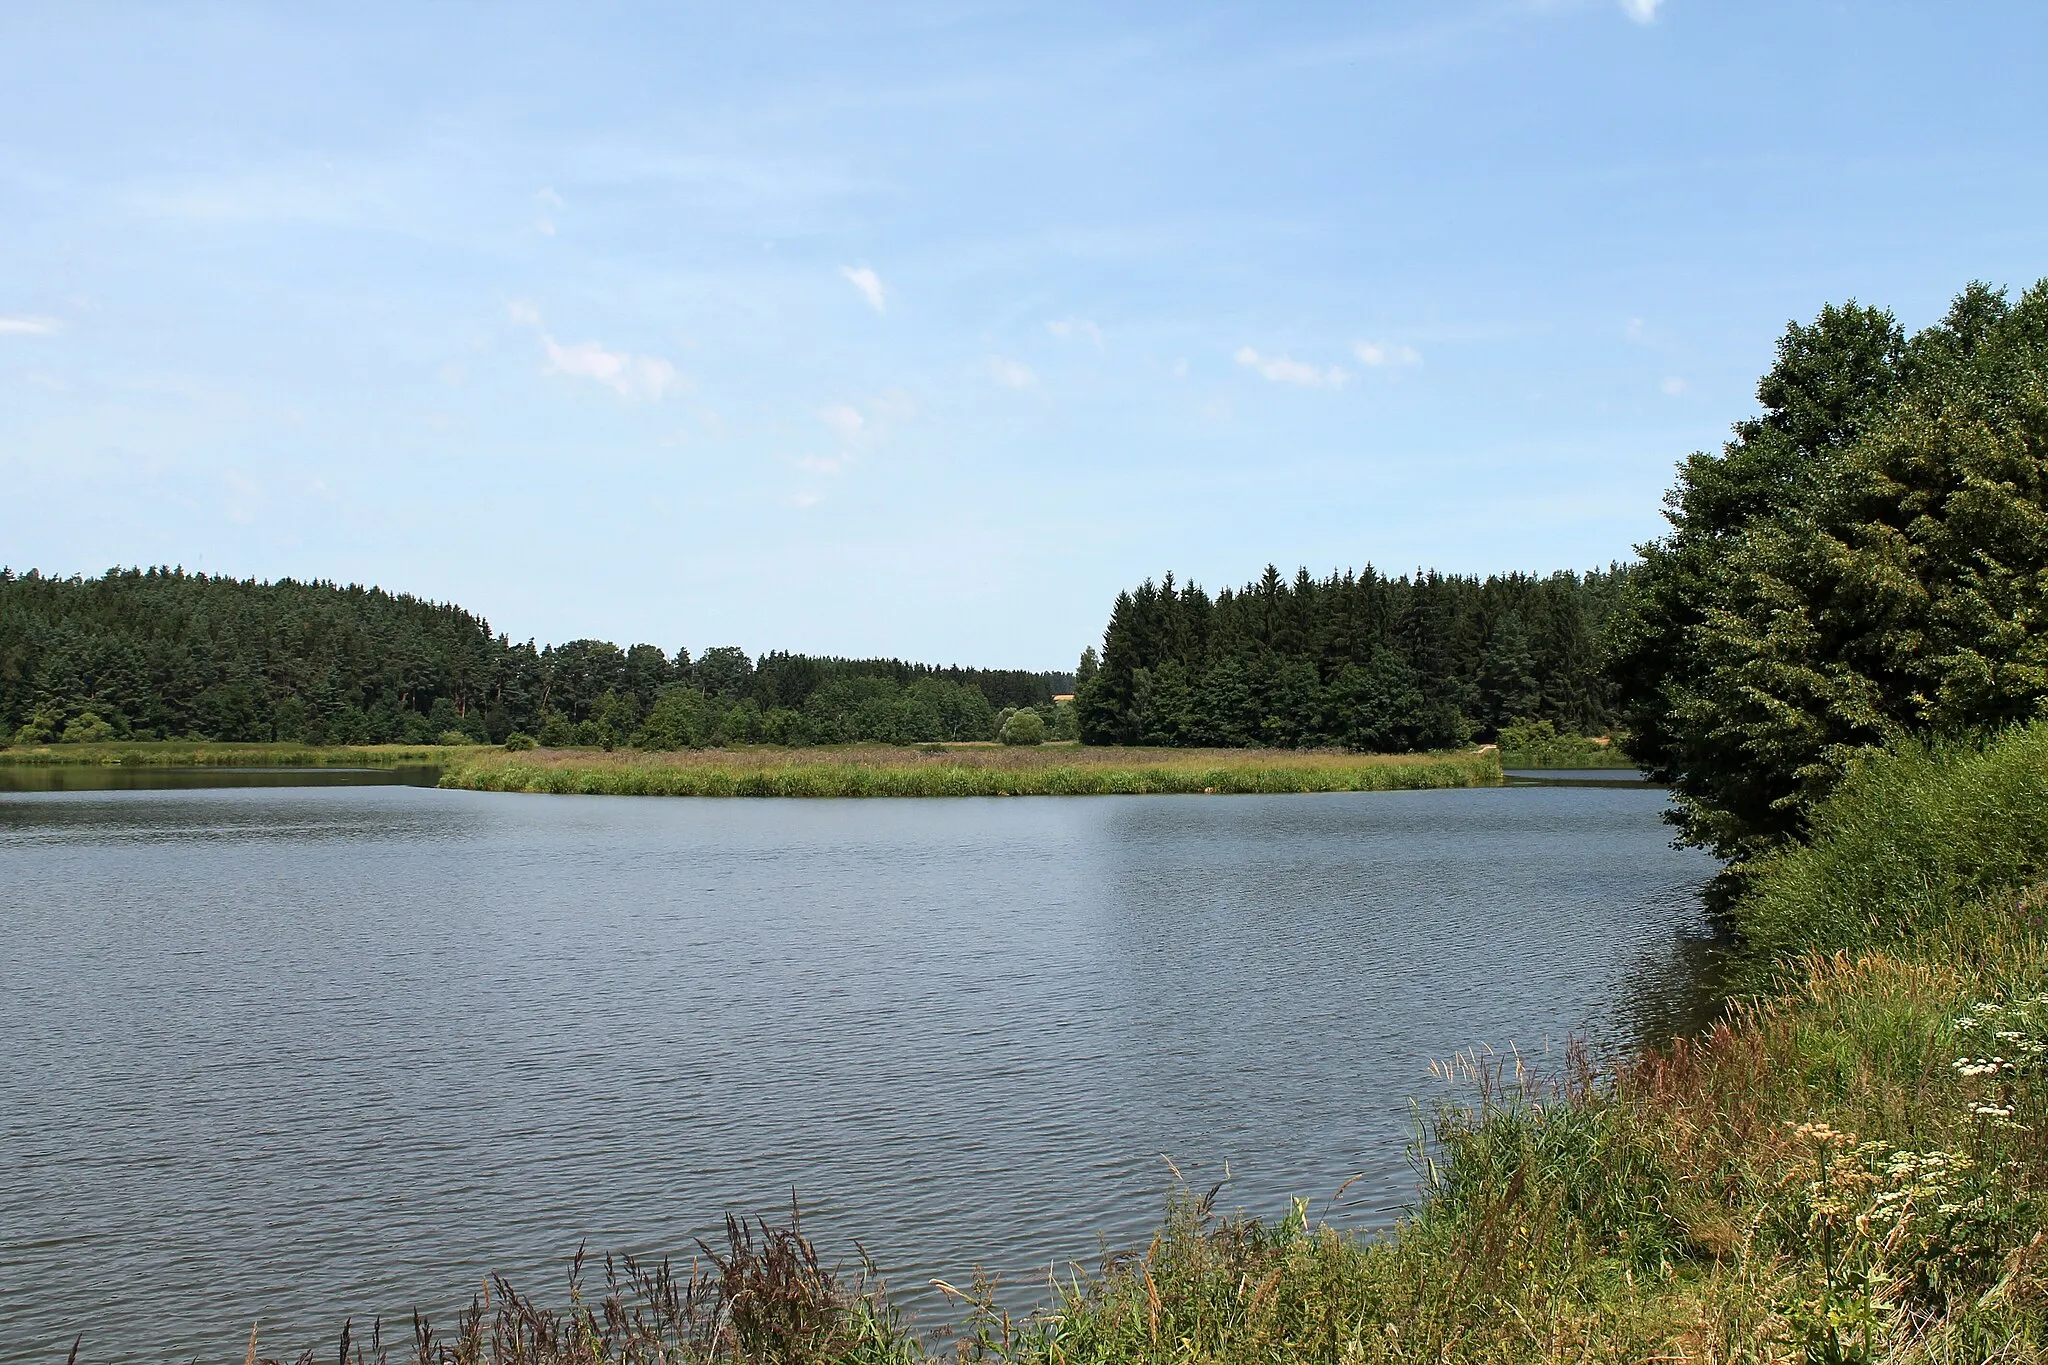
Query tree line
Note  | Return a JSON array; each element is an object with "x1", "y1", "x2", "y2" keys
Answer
[
  {"x1": 1075, "y1": 564, "x2": 1626, "y2": 750},
  {"x1": 0, "y1": 567, "x2": 1074, "y2": 748}
]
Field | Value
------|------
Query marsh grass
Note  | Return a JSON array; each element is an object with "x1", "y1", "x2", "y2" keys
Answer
[
  {"x1": 0, "y1": 740, "x2": 469, "y2": 768},
  {"x1": 227, "y1": 1213, "x2": 919, "y2": 1365},
  {"x1": 436, "y1": 744, "x2": 1501, "y2": 799}
]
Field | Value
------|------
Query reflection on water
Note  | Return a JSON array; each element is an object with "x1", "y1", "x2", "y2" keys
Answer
[
  {"x1": 1503, "y1": 768, "x2": 1652, "y2": 787},
  {"x1": 0, "y1": 783, "x2": 1715, "y2": 1363}
]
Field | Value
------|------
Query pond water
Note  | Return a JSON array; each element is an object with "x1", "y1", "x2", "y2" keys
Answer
[{"x1": 0, "y1": 782, "x2": 1715, "y2": 1363}]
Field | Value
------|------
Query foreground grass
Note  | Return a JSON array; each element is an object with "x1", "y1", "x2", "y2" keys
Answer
[
  {"x1": 0, "y1": 740, "x2": 468, "y2": 767},
  {"x1": 437, "y1": 743, "x2": 1502, "y2": 798}
]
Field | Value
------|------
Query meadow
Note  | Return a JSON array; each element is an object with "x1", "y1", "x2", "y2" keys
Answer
[{"x1": 434, "y1": 742, "x2": 1502, "y2": 798}]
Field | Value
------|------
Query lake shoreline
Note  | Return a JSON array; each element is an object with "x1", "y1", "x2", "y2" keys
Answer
[{"x1": 0, "y1": 738, "x2": 1504, "y2": 796}]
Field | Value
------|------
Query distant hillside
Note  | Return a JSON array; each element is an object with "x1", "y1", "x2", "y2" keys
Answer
[{"x1": 0, "y1": 567, "x2": 1073, "y2": 746}]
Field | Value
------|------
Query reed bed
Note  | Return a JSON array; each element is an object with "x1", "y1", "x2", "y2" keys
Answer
[
  {"x1": 0, "y1": 741, "x2": 465, "y2": 768},
  {"x1": 436, "y1": 744, "x2": 1501, "y2": 798}
]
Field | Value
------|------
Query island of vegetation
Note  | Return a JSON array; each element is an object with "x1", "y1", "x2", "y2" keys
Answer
[{"x1": 24, "y1": 279, "x2": 2048, "y2": 1364}]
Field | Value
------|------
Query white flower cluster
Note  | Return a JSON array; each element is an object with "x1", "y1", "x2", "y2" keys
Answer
[{"x1": 1951, "y1": 994, "x2": 2048, "y2": 1128}]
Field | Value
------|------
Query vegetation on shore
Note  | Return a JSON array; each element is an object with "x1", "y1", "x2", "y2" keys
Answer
[
  {"x1": 0, "y1": 740, "x2": 465, "y2": 768},
  {"x1": 1493, "y1": 717, "x2": 1638, "y2": 770},
  {"x1": 437, "y1": 743, "x2": 1501, "y2": 799}
]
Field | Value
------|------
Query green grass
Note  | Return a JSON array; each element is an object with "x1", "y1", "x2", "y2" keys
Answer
[
  {"x1": 436, "y1": 743, "x2": 1502, "y2": 798},
  {"x1": 0, "y1": 740, "x2": 472, "y2": 767},
  {"x1": 1733, "y1": 723, "x2": 2048, "y2": 969}
]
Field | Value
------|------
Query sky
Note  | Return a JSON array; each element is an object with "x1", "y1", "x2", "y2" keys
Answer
[{"x1": 2, "y1": 2, "x2": 2044, "y2": 670}]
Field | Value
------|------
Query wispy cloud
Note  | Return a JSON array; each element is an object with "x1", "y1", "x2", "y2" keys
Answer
[
  {"x1": 988, "y1": 356, "x2": 1037, "y2": 389},
  {"x1": 840, "y1": 265, "x2": 886, "y2": 314},
  {"x1": 1046, "y1": 317, "x2": 1104, "y2": 351},
  {"x1": 535, "y1": 187, "x2": 563, "y2": 235},
  {"x1": 820, "y1": 403, "x2": 865, "y2": 439},
  {"x1": 1235, "y1": 346, "x2": 1349, "y2": 389},
  {"x1": 1660, "y1": 376, "x2": 1689, "y2": 396},
  {"x1": 0, "y1": 315, "x2": 58, "y2": 335},
  {"x1": 1620, "y1": 0, "x2": 1664, "y2": 23},
  {"x1": 510, "y1": 302, "x2": 682, "y2": 400},
  {"x1": 1352, "y1": 340, "x2": 1421, "y2": 367}
]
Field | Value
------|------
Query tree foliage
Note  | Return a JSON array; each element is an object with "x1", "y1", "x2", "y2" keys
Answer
[
  {"x1": 1078, "y1": 565, "x2": 1624, "y2": 750},
  {"x1": 1609, "y1": 279, "x2": 2048, "y2": 867}
]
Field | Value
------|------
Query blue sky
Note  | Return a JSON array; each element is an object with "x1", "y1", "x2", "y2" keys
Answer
[{"x1": 2, "y1": 2, "x2": 2043, "y2": 670}]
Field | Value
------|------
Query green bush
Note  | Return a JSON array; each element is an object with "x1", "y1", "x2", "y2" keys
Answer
[
  {"x1": 61, "y1": 711, "x2": 116, "y2": 743},
  {"x1": 999, "y1": 709, "x2": 1046, "y2": 746},
  {"x1": 502, "y1": 732, "x2": 538, "y2": 751},
  {"x1": 1737, "y1": 720, "x2": 2048, "y2": 966}
]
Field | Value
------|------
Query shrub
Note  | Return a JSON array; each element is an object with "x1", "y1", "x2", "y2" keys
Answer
[
  {"x1": 502, "y1": 732, "x2": 538, "y2": 751},
  {"x1": 999, "y1": 709, "x2": 1046, "y2": 746},
  {"x1": 61, "y1": 711, "x2": 116, "y2": 743},
  {"x1": 1737, "y1": 720, "x2": 2048, "y2": 966}
]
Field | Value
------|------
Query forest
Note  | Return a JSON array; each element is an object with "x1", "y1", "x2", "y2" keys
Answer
[
  {"x1": 1074, "y1": 564, "x2": 1625, "y2": 750},
  {"x1": 0, "y1": 567, "x2": 1073, "y2": 748}
]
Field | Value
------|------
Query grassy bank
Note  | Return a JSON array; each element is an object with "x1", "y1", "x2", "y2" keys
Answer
[
  {"x1": 237, "y1": 725, "x2": 2048, "y2": 1364},
  {"x1": 0, "y1": 740, "x2": 468, "y2": 767},
  {"x1": 435, "y1": 743, "x2": 1501, "y2": 798}
]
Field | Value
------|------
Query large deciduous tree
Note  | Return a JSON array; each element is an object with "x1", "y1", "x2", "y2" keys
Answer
[{"x1": 1609, "y1": 280, "x2": 2048, "y2": 872}]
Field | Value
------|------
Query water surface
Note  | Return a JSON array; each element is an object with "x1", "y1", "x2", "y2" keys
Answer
[{"x1": 0, "y1": 783, "x2": 1714, "y2": 1362}]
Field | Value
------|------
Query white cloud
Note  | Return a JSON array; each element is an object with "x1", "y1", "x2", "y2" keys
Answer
[
  {"x1": 1625, "y1": 316, "x2": 1646, "y2": 343},
  {"x1": 536, "y1": 187, "x2": 564, "y2": 208},
  {"x1": 0, "y1": 315, "x2": 57, "y2": 334},
  {"x1": 1660, "y1": 376, "x2": 1689, "y2": 396},
  {"x1": 988, "y1": 356, "x2": 1037, "y2": 389},
  {"x1": 796, "y1": 455, "x2": 843, "y2": 474},
  {"x1": 1352, "y1": 340, "x2": 1421, "y2": 367},
  {"x1": 821, "y1": 403, "x2": 865, "y2": 439},
  {"x1": 508, "y1": 303, "x2": 682, "y2": 400},
  {"x1": 1235, "y1": 346, "x2": 1349, "y2": 389},
  {"x1": 1620, "y1": 0, "x2": 1663, "y2": 22},
  {"x1": 1047, "y1": 317, "x2": 1105, "y2": 350},
  {"x1": 543, "y1": 337, "x2": 682, "y2": 400},
  {"x1": 840, "y1": 265, "x2": 886, "y2": 314}
]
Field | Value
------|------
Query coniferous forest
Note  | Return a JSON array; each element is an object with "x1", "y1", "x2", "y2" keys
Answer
[
  {"x1": 1074, "y1": 565, "x2": 1625, "y2": 750},
  {"x1": 0, "y1": 562, "x2": 1621, "y2": 754},
  {"x1": 0, "y1": 567, "x2": 1072, "y2": 748}
]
